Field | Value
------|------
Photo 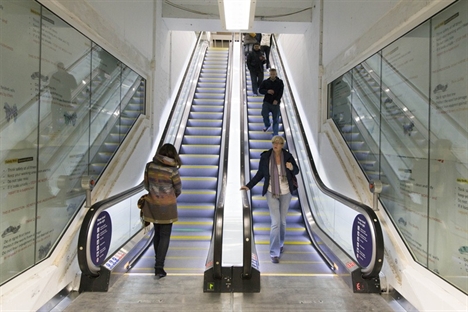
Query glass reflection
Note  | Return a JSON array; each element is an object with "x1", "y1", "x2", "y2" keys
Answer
[
  {"x1": 0, "y1": 1, "x2": 145, "y2": 285},
  {"x1": 0, "y1": 0, "x2": 42, "y2": 282},
  {"x1": 328, "y1": 1, "x2": 468, "y2": 293}
]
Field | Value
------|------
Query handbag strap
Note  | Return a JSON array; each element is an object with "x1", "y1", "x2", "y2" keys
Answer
[{"x1": 144, "y1": 162, "x2": 151, "y2": 190}]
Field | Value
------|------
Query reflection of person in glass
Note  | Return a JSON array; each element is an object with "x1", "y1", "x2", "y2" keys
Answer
[
  {"x1": 331, "y1": 75, "x2": 351, "y2": 126},
  {"x1": 48, "y1": 62, "x2": 77, "y2": 132}
]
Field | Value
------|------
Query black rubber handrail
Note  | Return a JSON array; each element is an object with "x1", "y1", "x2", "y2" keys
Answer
[
  {"x1": 272, "y1": 35, "x2": 384, "y2": 278},
  {"x1": 239, "y1": 34, "x2": 254, "y2": 278},
  {"x1": 212, "y1": 35, "x2": 234, "y2": 279},
  {"x1": 77, "y1": 183, "x2": 144, "y2": 276},
  {"x1": 77, "y1": 33, "x2": 207, "y2": 277}
]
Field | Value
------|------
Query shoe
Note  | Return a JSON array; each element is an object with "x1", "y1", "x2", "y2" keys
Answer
[
  {"x1": 271, "y1": 256, "x2": 279, "y2": 263},
  {"x1": 253, "y1": 93, "x2": 258, "y2": 96},
  {"x1": 263, "y1": 125, "x2": 271, "y2": 132},
  {"x1": 280, "y1": 246, "x2": 284, "y2": 254},
  {"x1": 155, "y1": 268, "x2": 167, "y2": 278}
]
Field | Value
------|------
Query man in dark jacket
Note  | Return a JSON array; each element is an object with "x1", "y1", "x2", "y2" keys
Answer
[
  {"x1": 259, "y1": 68, "x2": 284, "y2": 135},
  {"x1": 247, "y1": 43, "x2": 265, "y2": 96}
]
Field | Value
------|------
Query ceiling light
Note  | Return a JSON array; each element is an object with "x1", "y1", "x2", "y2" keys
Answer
[{"x1": 218, "y1": 0, "x2": 256, "y2": 31}]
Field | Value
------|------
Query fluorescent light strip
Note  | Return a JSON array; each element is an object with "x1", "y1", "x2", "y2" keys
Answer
[{"x1": 223, "y1": 0, "x2": 251, "y2": 30}]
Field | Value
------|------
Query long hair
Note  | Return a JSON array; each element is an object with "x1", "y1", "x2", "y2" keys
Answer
[{"x1": 157, "y1": 143, "x2": 182, "y2": 168}]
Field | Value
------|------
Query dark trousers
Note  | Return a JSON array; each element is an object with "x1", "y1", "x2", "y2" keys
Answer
[
  {"x1": 249, "y1": 69, "x2": 264, "y2": 95},
  {"x1": 262, "y1": 101, "x2": 280, "y2": 135},
  {"x1": 261, "y1": 46, "x2": 270, "y2": 68},
  {"x1": 153, "y1": 223, "x2": 173, "y2": 269}
]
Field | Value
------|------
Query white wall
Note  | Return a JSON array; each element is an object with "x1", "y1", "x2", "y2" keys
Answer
[
  {"x1": 277, "y1": 0, "x2": 466, "y2": 311},
  {"x1": 86, "y1": 0, "x2": 154, "y2": 59}
]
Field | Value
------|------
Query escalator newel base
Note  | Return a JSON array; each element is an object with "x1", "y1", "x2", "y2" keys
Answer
[
  {"x1": 351, "y1": 270, "x2": 381, "y2": 294},
  {"x1": 203, "y1": 267, "x2": 260, "y2": 293}
]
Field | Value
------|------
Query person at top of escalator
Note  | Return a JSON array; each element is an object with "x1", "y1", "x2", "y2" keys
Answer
[
  {"x1": 247, "y1": 43, "x2": 266, "y2": 96},
  {"x1": 240, "y1": 135, "x2": 299, "y2": 264},
  {"x1": 142, "y1": 143, "x2": 182, "y2": 278}
]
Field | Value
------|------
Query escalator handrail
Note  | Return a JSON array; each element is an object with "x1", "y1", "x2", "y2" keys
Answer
[
  {"x1": 77, "y1": 182, "x2": 145, "y2": 276},
  {"x1": 272, "y1": 35, "x2": 384, "y2": 278},
  {"x1": 239, "y1": 34, "x2": 254, "y2": 278},
  {"x1": 77, "y1": 33, "x2": 207, "y2": 277},
  {"x1": 212, "y1": 36, "x2": 235, "y2": 279}
]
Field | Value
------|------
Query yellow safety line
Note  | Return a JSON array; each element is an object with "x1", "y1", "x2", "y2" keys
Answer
[
  {"x1": 181, "y1": 190, "x2": 216, "y2": 194},
  {"x1": 175, "y1": 221, "x2": 212, "y2": 225},
  {"x1": 178, "y1": 205, "x2": 214, "y2": 209},
  {"x1": 171, "y1": 235, "x2": 211, "y2": 240},
  {"x1": 254, "y1": 227, "x2": 305, "y2": 232}
]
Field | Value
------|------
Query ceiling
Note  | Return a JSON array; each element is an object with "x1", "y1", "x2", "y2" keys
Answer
[{"x1": 162, "y1": 0, "x2": 314, "y2": 33}]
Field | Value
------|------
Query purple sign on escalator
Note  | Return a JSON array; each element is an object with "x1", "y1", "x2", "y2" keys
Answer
[
  {"x1": 90, "y1": 211, "x2": 112, "y2": 266},
  {"x1": 352, "y1": 214, "x2": 372, "y2": 267}
]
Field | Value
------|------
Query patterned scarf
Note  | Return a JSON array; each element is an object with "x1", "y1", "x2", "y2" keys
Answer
[{"x1": 270, "y1": 151, "x2": 287, "y2": 199}]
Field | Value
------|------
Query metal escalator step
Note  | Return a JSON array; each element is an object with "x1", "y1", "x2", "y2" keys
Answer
[
  {"x1": 249, "y1": 131, "x2": 274, "y2": 140},
  {"x1": 196, "y1": 87, "x2": 227, "y2": 94},
  {"x1": 193, "y1": 98, "x2": 224, "y2": 105},
  {"x1": 186, "y1": 119, "x2": 222, "y2": 128},
  {"x1": 189, "y1": 112, "x2": 223, "y2": 119},
  {"x1": 249, "y1": 148, "x2": 267, "y2": 159},
  {"x1": 194, "y1": 92, "x2": 225, "y2": 99},
  {"x1": 182, "y1": 135, "x2": 221, "y2": 145},
  {"x1": 181, "y1": 177, "x2": 217, "y2": 189},
  {"x1": 248, "y1": 115, "x2": 264, "y2": 123},
  {"x1": 201, "y1": 69, "x2": 227, "y2": 74},
  {"x1": 184, "y1": 127, "x2": 222, "y2": 136},
  {"x1": 198, "y1": 82, "x2": 226, "y2": 89},
  {"x1": 199, "y1": 73, "x2": 226, "y2": 80},
  {"x1": 180, "y1": 144, "x2": 220, "y2": 154},
  {"x1": 178, "y1": 203, "x2": 215, "y2": 210},
  {"x1": 191, "y1": 104, "x2": 223, "y2": 112},
  {"x1": 179, "y1": 165, "x2": 219, "y2": 176},
  {"x1": 248, "y1": 108, "x2": 262, "y2": 115},
  {"x1": 170, "y1": 235, "x2": 212, "y2": 241},
  {"x1": 180, "y1": 154, "x2": 219, "y2": 165},
  {"x1": 199, "y1": 77, "x2": 226, "y2": 83}
]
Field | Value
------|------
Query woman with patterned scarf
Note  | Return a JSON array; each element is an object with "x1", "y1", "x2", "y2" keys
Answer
[
  {"x1": 143, "y1": 143, "x2": 182, "y2": 278},
  {"x1": 241, "y1": 136, "x2": 299, "y2": 263}
]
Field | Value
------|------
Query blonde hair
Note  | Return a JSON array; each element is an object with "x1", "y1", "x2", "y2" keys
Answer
[{"x1": 271, "y1": 135, "x2": 285, "y2": 145}]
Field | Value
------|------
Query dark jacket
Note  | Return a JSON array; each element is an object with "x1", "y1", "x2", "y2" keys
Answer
[
  {"x1": 246, "y1": 148, "x2": 299, "y2": 196},
  {"x1": 247, "y1": 48, "x2": 265, "y2": 72},
  {"x1": 143, "y1": 155, "x2": 182, "y2": 224},
  {"x1": 259, "y1": 77, "x2": 284, "y2": 104}
]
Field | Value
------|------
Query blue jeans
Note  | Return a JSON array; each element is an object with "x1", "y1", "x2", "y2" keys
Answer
[
  {"x1": 266, "y1": 191, "x2": 292, "y2": 257},
  {"x1": 262, "y1": 101, "x2": 280, "y2": 135},
  {"x1": 153, "y1": 223, "x2": 173, "y2": 269}
]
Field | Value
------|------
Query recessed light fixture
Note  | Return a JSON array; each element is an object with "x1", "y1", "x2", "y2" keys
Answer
[{"x1": 218, "y1": 0, "x2": 256, "y2": 31}]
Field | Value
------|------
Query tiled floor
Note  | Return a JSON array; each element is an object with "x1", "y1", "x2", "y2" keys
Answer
[{"x1": 62, "y1": 274, "x2": 404, "y2": 312}]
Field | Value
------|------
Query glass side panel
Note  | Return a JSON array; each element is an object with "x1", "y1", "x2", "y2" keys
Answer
[
  {"x1": 430, "y1": 0, "x2": 468, "y2": 288},
  {"x1": 328, "y1": 1, "x2": 468, "y2": 293},
  {"x1": 37, "y1": 6, "x2": 92, "y2": 264},
  {"x1": 380, "y1": 21, "x2": 431, "y2": 265},
  {"x1": 0, "y1": 0, "x2": 42, "y2": 283},
  {"x1": 106, "y1": 190, "x2": 147, "y2": 257},
  {"x1": 0, "y1": 0, "x2": 146, "y2": 285}
]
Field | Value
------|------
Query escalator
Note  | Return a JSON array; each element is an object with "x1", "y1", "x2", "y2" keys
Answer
[
  {"x1": 244, "y1": 65, "x2": 329, "y2": 274},
  {"x1": 129, "y1": 47, "x2": 229, "y2": 275}
]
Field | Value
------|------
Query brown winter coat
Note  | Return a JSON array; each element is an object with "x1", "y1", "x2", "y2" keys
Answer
[{"x1": 142, "y1": 155, "x2": 182, "y2": 224}]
